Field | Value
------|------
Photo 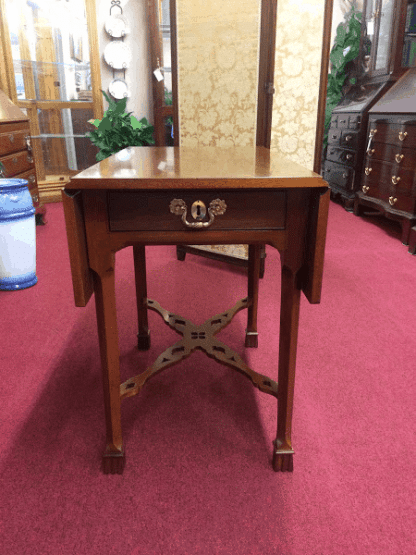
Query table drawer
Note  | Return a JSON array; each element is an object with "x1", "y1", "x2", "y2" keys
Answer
[{"x1": 108, "y1": 189, "x2": 287, "y2": 232}]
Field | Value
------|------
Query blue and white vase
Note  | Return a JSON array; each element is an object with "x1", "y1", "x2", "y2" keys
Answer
[{"x1": 0, "y1": 178, "x2": 37, "y2": 290}]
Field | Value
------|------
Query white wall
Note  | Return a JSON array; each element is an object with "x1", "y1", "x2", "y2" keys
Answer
[{"x1": 95, "y1": 0, "x2": 153, "y2": 122}]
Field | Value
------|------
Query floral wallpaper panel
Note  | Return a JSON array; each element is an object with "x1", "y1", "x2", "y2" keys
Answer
[
  {"x1": 176, "y1": 0, "x2": 261, "y2": 147},
  {"x1": 271, "y1": 0, "x2": 325, "y2": 170}
]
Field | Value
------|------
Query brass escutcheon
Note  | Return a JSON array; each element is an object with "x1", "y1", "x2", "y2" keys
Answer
[
  {"x1": 362, "y1": 185, "x2": 369, "y2": 194},
  {"x1": 391, "y1": 176, "x2": 401, "y2": 185},
  {"x1": 395, "y1": 154, "x2": 404, "y2": 163},
  {"x1": 191, "y1": 200, "x2": 206, "y2": 221},
  {"x1": 369, "y1": 128, "x2": 377, "y2": 138},
  {"x1": 367, "y1": 148, "x2": 375, "y2": 157},
  {"x1": 398, "y1": 131, "x2": 407, "y2": 142},
  {"x1": 389, "y1": 196, "x2": 398, "y2": 206},
  {"x1": 170, "y1": 198, "x2": 227, "y2": 229}
]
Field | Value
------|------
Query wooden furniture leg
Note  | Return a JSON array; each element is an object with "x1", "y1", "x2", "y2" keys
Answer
[
  {"x1": 272, "y1": 266, "x2": 301, "y2": 472},
  {"x1": 133, "y1": 245, "x2": 151, "y2": 350},
  {"x1": 245, "y1": 244, "x2": 260, "y2": 348},
  {"x1": 93, "y1": 269, "x2": 125, "y2": 474}
]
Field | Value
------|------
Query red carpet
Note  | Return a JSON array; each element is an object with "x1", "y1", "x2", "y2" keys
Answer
[{"x1": 0, "y1": 201, "x2": 415, "y2": 554}]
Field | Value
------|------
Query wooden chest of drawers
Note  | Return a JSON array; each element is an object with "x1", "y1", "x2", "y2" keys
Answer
[
  {"x1": 322, "y1": 111, "x2": 364, "y2": 210},
  {"x1": 354, "y1": 116, "x2": 416, "y2": 244},
  {"x1": 0, "y1": 90, "x2": 43, "y2": 220}
]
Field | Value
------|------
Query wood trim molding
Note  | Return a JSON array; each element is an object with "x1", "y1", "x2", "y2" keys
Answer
[
  {"x1": 313, "y1": 0, "x2": 334, "y2": 174},
  {"x1": 256, "y1": 0, "x2": 278, "y2": 148}
]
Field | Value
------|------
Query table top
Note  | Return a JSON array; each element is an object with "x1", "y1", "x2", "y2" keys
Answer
[{"x1": 68, "y1": 146, "x2": 327, "y2": 191}]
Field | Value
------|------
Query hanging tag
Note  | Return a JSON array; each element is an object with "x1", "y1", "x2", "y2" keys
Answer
[
  {"x1": 367, "y1": 21, "x2": 374, "y2": 35},
  {"x1": 153, "y1": 68, "x2": 164, "y2": 81}
]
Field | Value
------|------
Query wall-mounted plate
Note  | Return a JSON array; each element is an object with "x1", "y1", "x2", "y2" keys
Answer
[
  {"x1": 109, "y1": 78, "x2": 129, "y2": 99},
  {"x1": 104, "y1": 14, "x2": 130, "y2": 38},
  {"x1": 103, "y1": 41, "x2": 131, "y2": 69}
]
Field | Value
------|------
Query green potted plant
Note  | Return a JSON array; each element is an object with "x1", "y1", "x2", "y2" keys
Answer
[
  {"x1": 86, "y1": 90, "x2": 155, "y2": 161},
  {"x1": 324, "y1": 3, "x2": 363, "y2": 149}
]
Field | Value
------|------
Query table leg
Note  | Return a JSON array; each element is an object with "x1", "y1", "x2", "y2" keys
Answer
[
  {"x1": 93, "y1": 269, "x2": 125, "y2": 474},
  {"x1": 133, "y1": 245, "x2": 151, "y2": 350},
  {"x1": 245, "y1": 244, "x2": 260, "y2": 348},
  {"x1": 273, "y1": 266, "x2": 301, "y2": 472}
]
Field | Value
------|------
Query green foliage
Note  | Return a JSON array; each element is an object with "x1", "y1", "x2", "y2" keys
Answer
[
  {"x1": 324, "y1": 5, "x2": 362, "y2": 148},
  {"x1": 86, "y1": 90, "x2": 155, "y2": 161}
]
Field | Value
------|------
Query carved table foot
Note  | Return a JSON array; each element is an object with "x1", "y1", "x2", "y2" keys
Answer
[
  {"x1": 102, "y1": 449, "x2": 125, "y2": 475},
  {"x1": 272, "y1": 450, "x2": 294, "y2": 472},
  {"x1": 137, "y1": 330, "x2": 151, "y2": 350},
  {"x1": 245, "y1": 331, "x2": 258, "y2": 348}
]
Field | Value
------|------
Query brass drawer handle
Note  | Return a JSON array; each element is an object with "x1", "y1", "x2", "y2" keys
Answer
[
  {"x1": 346, "y1": 154, "x2": 353, "y2": 160},
  {"x1": 369, "y1": 128, "x2": 377, "y2": 138},
  {"x1": 25, "y1": 135, "x2": 32, "y2": 150},
  {"x1": 395, "y1": 154, "x2": 404, "y2": 163},
  {"x1": 398, "y1": 131, "x2": 407, "y2": 142},
  {"x1": 367, "y1": 148, "x2": 375, "y2": 157},
  {"x1": 389, "y1": 196, "x2": 398, "y2": 206},
  {"x1": 0, "y1": 169, "x2": 5, "y2": 178},
  {"x1": 362, "y1": 185, "x2": 369, "y2": 194},
  {"x1": 344, "y1": 135, "x2": 352, "y2": 142},
  {"x1": 170, "y1": 198, "x2": 227, "y2": 229},
  {"x1": 392, "y1": 176, "x2": 401, "y2": 185},
  {"x1": 28, "y1": 174, "x2": 36, "y2": 183},
  {"x1": 27, "y1": 154, "x2": 33, "y2": 164},
  {"x1": 365, "y1": 167, "x2": 372, "y2": 176}
]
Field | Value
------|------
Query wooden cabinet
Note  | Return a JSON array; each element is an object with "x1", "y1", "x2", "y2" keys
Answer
[
  {"x1": 0, "y1": 89, "x2": 45, "y2": 222},
  {"x1": 322, "y1": 83, "x2": 390, "y2": 208},
  {"x1": 354, "y1": 69, "x2": 416, "y2": 244}
]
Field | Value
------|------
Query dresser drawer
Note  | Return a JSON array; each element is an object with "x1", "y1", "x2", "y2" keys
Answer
[
  {"x1": 0, "y1": 129, "x2": 30, "y2": 156},
  {"x1": 0, "y1": 150, "x2": 34, "y2": 177},
  {"x1": 363, "y1": 159, "x2": 415, "y2": 194},
  {"x1": 326, "y1": 145, "x2": 356, "y2": 166},
  {"x1": 108, "y1": 190, "x2": 287, "y2": 232},
  {"x1": 368, "y1": 122, "x2": 416, "y2": 148},
  {"x1": 18, "y1": 168, "x2": 38, "y2": 200},
  {"x1": 323, "y1": 161, "x2": 355, "y2": 191}
]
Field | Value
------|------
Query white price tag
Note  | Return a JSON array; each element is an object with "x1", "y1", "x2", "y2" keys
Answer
[
  {"x1": 367, "y1": 21, "x2": 374, "y2": 36},
  {"x1": 153, "y1": 68, "x2": 164, "y2": 82}
]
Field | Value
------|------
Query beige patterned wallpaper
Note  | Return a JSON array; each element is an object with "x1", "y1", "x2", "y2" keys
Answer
[
  {"x1": 176, "y1": 0, "x2": 261, "y2": 147},
  {"x1": 271, "y1": 0, "x2": 325, "y2": 170}
]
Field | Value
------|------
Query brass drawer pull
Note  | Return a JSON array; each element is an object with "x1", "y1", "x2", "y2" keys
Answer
[
  {"x1": 346, "y1": 154, "x2": 353, "y2": 160},
  {"x1": 369, "y1": 128, "x2": 377, "y2": 138},
  {"x1": 344, "y1": 135, "x2": 352, "y2": 142},
  {"x1": 389, "y1": 196, "x2": 398, "y2": 206},
  {"x1": 365, "y1": 167, "x2": 372, "y2": 176},
  {"x1": 398, "y1": 131, "x2": 407, "y2": 142},
  {"x1": 27, "y1": 154, "x2": 33, "y2": 164},
  {"x1": 392, "y1": 176, "x2": 401, "y2": 185},
  {"x1": 367, "y1": 148, "x2": 375, "y2": 157},
  {"x1": 28, "y1": 174, "x2": 36, "y2": 183},
  {"x1": 0, "y1": 169, "x2": 5, "y2": 178},
  {"x1": 170, "y1": 198, "x2": 227, "y2": 229},
  {"x1": 395, "y1": 154, "x2": 404, "y2": 163},
  {"x1": 362, "y1": 185, "x2": 369, "y2": 194}
]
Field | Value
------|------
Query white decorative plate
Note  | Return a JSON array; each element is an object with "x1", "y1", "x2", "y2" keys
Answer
[
  {"x1": 103, "y1": 41, "x2": 131, "y2": 69},
  {"x1": 108, "y1": 78, "x2": 129, "y2": 99},
  {"x1": 104, "y1": 14, "x2": 130, "y2": 38}
]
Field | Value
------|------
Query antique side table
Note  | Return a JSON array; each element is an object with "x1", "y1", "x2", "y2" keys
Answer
[{"x1": 62, "y1": 146, "x2": 329, "y2": 474}]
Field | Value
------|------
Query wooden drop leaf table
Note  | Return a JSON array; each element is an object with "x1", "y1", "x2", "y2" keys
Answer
[{"x1": 62, "y1": 146, "x2": 329, "y2": 474}]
